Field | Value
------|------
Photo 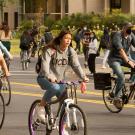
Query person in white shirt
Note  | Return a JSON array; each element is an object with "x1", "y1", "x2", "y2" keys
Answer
[{"x1": 88, "y1": 31, "x2": 98, "y2": 75}]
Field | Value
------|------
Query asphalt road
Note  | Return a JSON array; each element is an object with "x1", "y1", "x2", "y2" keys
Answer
[{"x1": 0, "y1": 56, "x2": 135, "y2": 135}]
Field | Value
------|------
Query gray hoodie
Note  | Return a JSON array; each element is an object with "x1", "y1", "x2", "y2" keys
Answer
[{"x1": 39, "y1": 46, "x2": 85, "y2": 81}]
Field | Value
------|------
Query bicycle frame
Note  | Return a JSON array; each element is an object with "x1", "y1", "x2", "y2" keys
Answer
[
  {"x1": 44, "y1": 82, "x2": 79, "y2": 131},
  {"x1": 123, "y1": 83, "x2": 135, "y2": 103},
  {"x1": 46, "y1": 98, "x2": 75, "y2": 130},
  {"x1": 110, "y1": 74, "x2": 135, "y2": 104}
]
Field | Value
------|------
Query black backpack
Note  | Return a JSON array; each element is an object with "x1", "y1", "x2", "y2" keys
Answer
[
  {"x1": 35, "y1": 47, "x2": 71, "y2": 74},
  {"x1": 20, "y1": 35, "x2": 31, "y2": 50}
]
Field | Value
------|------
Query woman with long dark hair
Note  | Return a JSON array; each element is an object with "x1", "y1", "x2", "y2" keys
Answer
[
  {"x1": 36, "y1": 29, "x2": 89, "y2": 134},
  {"x1": 87, "y1": 31, "x2": 98, "y2": 75}
]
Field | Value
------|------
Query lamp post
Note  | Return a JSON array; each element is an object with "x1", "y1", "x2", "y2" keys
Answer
[{"x1": 0, "y1": 0, "x2": 5, "y2": 22}]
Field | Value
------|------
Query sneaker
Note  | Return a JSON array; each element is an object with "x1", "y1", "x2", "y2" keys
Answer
[
  {"x1": 35, "y1": 105, "x2": 46, "y2": 123},
  {"x1": 113, "y1": 98, "x2": 123, "y2": 109},
  {"x1": 107, "y1": 92, "x2": 114, "y2": 100},
  {"x1": 63, "y1": 129, "x2": 69, "y2": 135}
]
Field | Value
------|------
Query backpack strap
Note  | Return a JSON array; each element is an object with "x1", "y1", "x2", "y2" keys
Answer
[{"x1": 67, "y1": 46, "x2": 72, "y2": 64}]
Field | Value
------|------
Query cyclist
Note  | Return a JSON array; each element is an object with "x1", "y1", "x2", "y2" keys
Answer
[
  {"x1": 0, "y1": 22, "x2": 12, "y2": 51},
  {"x1": 108, "y1": 22, "x2": 135, "y2": 108},
  {"x1": 0, "y1": 22, "x2": 12, "y2": 69},
  {"x1": 36, "y1": 29, "x2": 89, "y2": 135},
  {"x1": 19, "y1": 30, "x2": 32, "y2": 62},
  {"x1": 30, "y1": 25, "x2": 39, "y2": 57},
  {"x1": 0, "y1": 41, "x2": 12, "y2": 77}
]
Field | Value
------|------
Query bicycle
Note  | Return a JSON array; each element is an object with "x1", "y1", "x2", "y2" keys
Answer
[
  {"x1": 20, "y1": 47, "x2": 32, "y2": 70},
  {"x1": 0, "y1": 72, "x2": 11, "y2": 106},
  {"x1": 28, "y1": 81, "x2": 87, "y2": 135},
  {"x1": 0, "y1": 93, "x2": 5, "y2": 129},
  {"x1": 94, "y1": 72, "x2": 135, "y2": 113}
]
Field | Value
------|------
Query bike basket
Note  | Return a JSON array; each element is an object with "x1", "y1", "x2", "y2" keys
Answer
[{"x1": 94, "y1": 73, "x2": 111, "y2": 90}]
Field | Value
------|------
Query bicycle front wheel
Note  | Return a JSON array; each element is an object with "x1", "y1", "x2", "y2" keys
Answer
[
  {"x1": 103, "y1": 80, "x2": 124, "y2": 113},
  {"x1": 59, "y1": 104, "x2": 87, "y2": 135},
  {"x1": 28, "y1": 100, "x2": 51, "y2": 135},
  {"x1": 0, "y1": 94, "x2": 5, "y2": 129},
  {"x1": 0, "y1": 76, "x2": 11, "y2": 106}
]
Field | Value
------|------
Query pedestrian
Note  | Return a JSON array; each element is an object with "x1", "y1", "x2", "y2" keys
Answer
[
  {"x1": 74, "y1": 28, "x2": 82, "y2": 53},
  {"x1": 129, "y1": 28, "x2": 135, "y2": 82},
  {"x1": 82, "y1": 30, "x2": 91, "y2": 68},
  {"x1": 87, "y1": 31, "x2": 98, "y2": 75},
  {"x1": 98, "y1": 27, "x2": 111, "y2": 69}
]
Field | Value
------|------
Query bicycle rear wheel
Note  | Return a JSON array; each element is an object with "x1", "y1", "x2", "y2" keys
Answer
[
  {"x1": 59, "y1": 104, "x2": 87, "y2": 135},
  {"x1": 0, "y1": 94, "x2": 5, "y2": 129},
  {"x1": 28, "y1": 100, "x2": 51, "y2": 135},
  {"x1": 0, "y1": 76, "x2": 11, "y2": 106},
  {"x1": 103, "y1": 80, "x2": 124, "y2": 113}
]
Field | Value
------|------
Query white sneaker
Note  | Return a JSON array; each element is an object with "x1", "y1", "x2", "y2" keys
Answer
[
  {"x1": 36, "y1": 105, "x2": 46, "y2": 123},
  {"x1": 63, "y1": 129, "x2": 69, "y2": 135}
]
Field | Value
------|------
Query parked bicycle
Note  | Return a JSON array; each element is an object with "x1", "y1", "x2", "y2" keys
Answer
[
  {"x1": 28, "y1": 80, "x2": 87, "y2": 135},
  {"x1": 0, "y1": 72, "x2": 11, "y2": 106},
  {"x1": 0, "y1": 93, "x2": 5, "y2": 129},
  {"x1": 94, "y1": 72, "x2": 135, "y2": 113}
]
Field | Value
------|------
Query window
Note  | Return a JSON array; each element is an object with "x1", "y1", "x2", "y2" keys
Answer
[
  {"x1": 110, "y1": 0, "x2": 121, "y2": 9},
  {"x1": 14, "y1": 12, "x2": 18, "y2": 29},
  {"x1": 4, "y1": 12, "x2": 8, "y2": 24},
  {"x1": 25, "y1": 0, "x2": 46, "y2": 13}
]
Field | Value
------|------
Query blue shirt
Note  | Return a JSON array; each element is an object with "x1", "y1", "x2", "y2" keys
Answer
[{"x1": 108, "y1": 32, "x2": 135, "y2": 63}]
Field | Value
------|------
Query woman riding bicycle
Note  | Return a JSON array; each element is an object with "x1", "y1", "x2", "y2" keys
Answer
[
  {"x1": 36, "y1": 29, "x2": 89, "y2": 135},
  {"x1": 108, "y1": 22, "x2": 135, "y2": 108}
]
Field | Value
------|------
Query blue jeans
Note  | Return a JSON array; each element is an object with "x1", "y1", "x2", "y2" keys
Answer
[
  {"x1": 37, "y1": 76, "x2": 66, "y2": 102},
  {"x1": 108, "y1": 61, "x2": 125, "y2": 98}
]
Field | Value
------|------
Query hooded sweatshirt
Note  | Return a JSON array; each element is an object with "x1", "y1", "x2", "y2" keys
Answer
[{"x1": 38, "y1": 46, "x2": 85, "y2": 81}]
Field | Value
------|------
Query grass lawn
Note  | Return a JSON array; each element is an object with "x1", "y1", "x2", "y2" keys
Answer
[{"x1": 10, "y1": 38, "x2": 20, "y2": 56}]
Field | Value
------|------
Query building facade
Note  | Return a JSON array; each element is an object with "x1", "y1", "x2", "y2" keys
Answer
[{"x1": 1, "y1": 0, "x2": 135, "y2": 29}]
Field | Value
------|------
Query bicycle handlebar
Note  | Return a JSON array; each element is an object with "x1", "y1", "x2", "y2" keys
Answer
[
  {"x1": 47, "y1": 80, "x2": 86, "y2": 105},
  {"x1": 58, "y1": 80, "x2": 84, "y2": 85}
]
